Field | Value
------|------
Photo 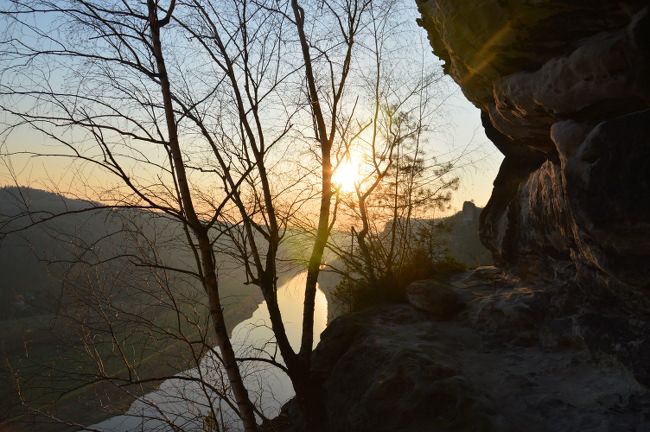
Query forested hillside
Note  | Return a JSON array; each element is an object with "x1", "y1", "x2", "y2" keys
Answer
[{"x1": 0, "y1": 186, "x2": 263, "y2": 429}]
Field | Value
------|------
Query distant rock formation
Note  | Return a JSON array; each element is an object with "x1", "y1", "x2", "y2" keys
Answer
[
  {"x1": 460, "y1": 201, "x2": 478, "y2": 225},
  {"x1": 417, "y1": 0, "x2": 650, "y2": 298},
  {"x1": 443, "y1": 201, "x2": 492, "y2": 267}
]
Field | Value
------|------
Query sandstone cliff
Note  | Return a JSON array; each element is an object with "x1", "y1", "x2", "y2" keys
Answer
[{"x1": 417, "y1": 0, "x2": 650, "y2": 298}]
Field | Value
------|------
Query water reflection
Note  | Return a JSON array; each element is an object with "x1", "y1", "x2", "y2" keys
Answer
[{"x1": 86, "y1": 271, "x2": 328, "y2": 432}]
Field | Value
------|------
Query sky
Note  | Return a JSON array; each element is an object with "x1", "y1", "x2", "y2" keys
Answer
[
  {"x1": 0, "y1": 88, "x2": 502, "y2": 213},
  {"x1": 0, "y1": 0, "x2": 503, "y2": 215},
  {"x1": 441, "y1": 88, "x2": 502, "y2": 212},
  {"x1": 0, "y1": 84, "x2": 502, "y2": 217}
]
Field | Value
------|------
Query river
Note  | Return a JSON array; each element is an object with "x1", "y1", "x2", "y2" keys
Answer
[{"x1": 86, "y1": 271, "x2": 328, "y2": 432}]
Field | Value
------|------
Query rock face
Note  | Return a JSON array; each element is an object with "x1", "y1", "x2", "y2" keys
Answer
[
  {"x1": 297, "y1": 270, "x2": 650, "y2": 432},
  {"x1": 416, "y1": 0, "x2": 650, "y2": 295}
]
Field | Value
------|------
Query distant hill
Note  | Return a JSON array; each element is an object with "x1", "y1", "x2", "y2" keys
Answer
[
  {"x1": 0, "y1": 186, "x2": 263, "y2": 430},
  {"x1": 0, "y1": 186, "x2": 263, "y2": 319},
  {"x1": 0, "y1": 187, "x2": 118, "y2": 319}
]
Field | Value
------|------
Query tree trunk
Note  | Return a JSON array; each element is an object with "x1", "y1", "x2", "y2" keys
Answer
[
  {"x1": 293, "y1": 371, "x2": 327, "y2": 432},
  {"x1": 147, "y1": 2, "x2": 258, "y2": 430},
  {"x1": 198, "y1": 234, "x2": 259, "y2": 432}
]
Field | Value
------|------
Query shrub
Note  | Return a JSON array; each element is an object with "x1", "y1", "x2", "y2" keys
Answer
[{"x1": 333, "y1": 249, "x2": 465, "y2": 312}]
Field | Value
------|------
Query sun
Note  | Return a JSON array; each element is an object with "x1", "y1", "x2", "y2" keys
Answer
[{"x1": 332, "y1": 156, "x2": 361, "y2": 193}]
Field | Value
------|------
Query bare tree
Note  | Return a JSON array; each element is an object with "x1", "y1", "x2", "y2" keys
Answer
[
  {"x1": 0, "y1": 0, "x2": 453, "y2": 430},
  {"x1": 0, "y1": 1, "x2": 259, "y2": 429}
]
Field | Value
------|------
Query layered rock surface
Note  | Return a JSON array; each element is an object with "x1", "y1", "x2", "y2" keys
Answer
[
  {"x1": 272, "y1": 270, "x2": 650, "y2": 431},
  {"x1": 417, "y1": 0, "x2": 650, "y2": 294},
  {"x1": 269, "y1": 3, "x2": 650, "y2": 431}
]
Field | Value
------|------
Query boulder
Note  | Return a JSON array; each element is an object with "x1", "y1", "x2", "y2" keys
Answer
[{"x1": 406, "y1": 279, "x2": 466, "y2": 320}]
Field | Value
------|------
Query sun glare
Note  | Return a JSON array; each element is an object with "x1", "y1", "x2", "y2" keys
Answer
[{"x1": 332, "y1": 157, "x2": 361, "y2": 193}]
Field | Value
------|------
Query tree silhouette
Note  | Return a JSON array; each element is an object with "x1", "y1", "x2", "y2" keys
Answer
[{"x1": 0, "y1": 1, "x2": 453, "y2": 430}]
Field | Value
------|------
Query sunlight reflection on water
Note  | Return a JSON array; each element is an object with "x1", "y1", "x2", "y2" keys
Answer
[{"x1": 85, "y1": 271, "x2": 328, "y2": 432}]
